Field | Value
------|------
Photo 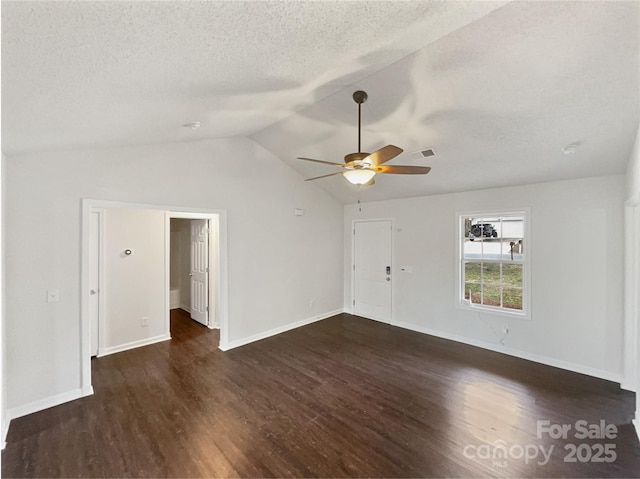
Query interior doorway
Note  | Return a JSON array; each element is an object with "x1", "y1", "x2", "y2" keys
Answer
[
  {"x1": 168, "y1": 212, "x2": 221, "y2": 331},
  {"x1": 169, "y1": 218, "x2": 211, "y2": 327},
  {"x1": 81, "y1": 200, "x2": 229, "y2": 395}
]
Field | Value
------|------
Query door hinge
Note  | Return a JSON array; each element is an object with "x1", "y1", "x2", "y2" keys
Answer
[
  {"x1": 353, "y1": 264, "x2": 355, "y2": 270},
  {"x1": 353, "y1": 229, "x2": 355, "y2": 235},
  {"x1": 206, "y1": 267, "x2": 209, "y2": 273},
  {"x1": 206, "y1": 306, "x2": 209, "y2": 312},
  {"x1": 353, "y1": 299, "x2": 355, "y2": 306}
]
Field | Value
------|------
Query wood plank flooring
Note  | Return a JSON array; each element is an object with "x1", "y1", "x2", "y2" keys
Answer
[{"x1": 3, "y1": 311, "x2": 640, "y2": 478}]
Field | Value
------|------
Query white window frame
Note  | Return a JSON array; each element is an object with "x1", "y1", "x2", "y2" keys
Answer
[{"x1": 456, "y1": 209, "x2": 531, "y2": 320}]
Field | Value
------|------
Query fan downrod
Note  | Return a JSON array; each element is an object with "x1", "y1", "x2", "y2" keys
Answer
[
  {"x1": 353, "y1": 90, "x2": 368, "y2": 104},
  {"x1": 296, "y1": 88, "x2": 432, "y2": 183}
]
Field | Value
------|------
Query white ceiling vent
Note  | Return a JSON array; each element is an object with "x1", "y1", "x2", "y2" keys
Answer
[{"x1": 402, "y1": 148, "x2": 436, "y2": 162}]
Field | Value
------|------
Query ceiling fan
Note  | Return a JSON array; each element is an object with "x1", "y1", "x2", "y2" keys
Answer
[{"x1": 296, "y1": 90, "x2": 432, "y2": 186}]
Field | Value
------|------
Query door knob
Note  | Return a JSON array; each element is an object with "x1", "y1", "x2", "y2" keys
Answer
[
  {"x1": 189, "y1": 273, "x2": 193, "y2": 276},
  {"x1": 90, "y1": 289, "x2": 97, "y2": 295},
  {"x1": 386, "y1": 277, "x2": 391, "y2": 282}
]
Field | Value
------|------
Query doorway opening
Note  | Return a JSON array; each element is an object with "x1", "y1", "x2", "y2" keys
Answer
[
  {"x1": 168, "y1": 212, "x2": 220, "y2": 328},
  {"x1": 81, "y1": 200, "x2": 229, "y2": 394},
  {"x1": 169, "y1": 217, "x2": 219, "y2": 345}
]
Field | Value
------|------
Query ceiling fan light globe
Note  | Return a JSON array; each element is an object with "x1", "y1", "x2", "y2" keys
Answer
[{"x1": 343, "y1": 169, "x2": 376, "y2": 185}]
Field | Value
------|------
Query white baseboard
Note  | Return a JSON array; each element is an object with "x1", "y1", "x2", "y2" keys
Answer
[
  {"x1": 351, "y1": 312, "x2": 389, "y2": 324},
  {"x1": 180, "y1": 303, "x2": 191, "y2": 313},
  {"x1": 98, "y1": 333, "x2": 171, "y2": 357},
  {"x1": 219, "y1": 309, "x2": 343, "y2": 351},
  {"x1": 393, "y1": 320, "x2": 622, "y2": 384},
  {"x1": 6, "y1": 386, "x2": 94, "y2": 423}
]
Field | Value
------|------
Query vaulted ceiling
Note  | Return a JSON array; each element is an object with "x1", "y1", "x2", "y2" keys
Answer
[{"x1": 3, "y1": 1, "x2": 639, "y2": 203}]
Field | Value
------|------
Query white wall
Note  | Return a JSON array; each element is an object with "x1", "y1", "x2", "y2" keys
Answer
[
  {"x1": 169, "y1": 221, "x2": 182, "y2": 289},
  {"x1": 624, "y1": 124, "x2": 640, "y2": 434},
  {"x1": 103, "y1": 208, "x2": 167, "y2": 352},
  {"x1": 344, "y1": 175, "x2": 625, "y2": 380},
  {"x1": 178, "y1": 219, "x2": 192, "y2": 309},
  {"x1": 180, "y1": 224, "x2": 191, "y2": 309},
  {"x1": 4, "y1": 138, "x2": 344, "y2": 414},
  {"x1": 169, "y1": 218, "x2": 191, "y2": 310}
]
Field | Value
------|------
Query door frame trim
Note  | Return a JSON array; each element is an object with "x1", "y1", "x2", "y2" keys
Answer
[
  {"x1": 89, "y1": 208, "x2": 105, "y2": 357},
  {"x1": 80, "y1": 199, "x2": 229, "y2": 394},
  {"x1": 350, "y1": 218, "x2": 394, "y2": 324}
]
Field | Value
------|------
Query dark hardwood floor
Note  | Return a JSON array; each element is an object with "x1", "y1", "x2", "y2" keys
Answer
[{"x1": 3, "y1": 311, "x2": 639, "y2": 478}]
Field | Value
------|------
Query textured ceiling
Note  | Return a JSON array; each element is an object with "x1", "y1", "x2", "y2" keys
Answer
[
  {"x1": 1, "y1": 0, "x2": 504, "y2": 155},
  {"x1": 2, "y1": 1, "x2": 638, "y2": 204},
  {"x1": 253, "y1": 0, "x2": 640, "y2": 203}
]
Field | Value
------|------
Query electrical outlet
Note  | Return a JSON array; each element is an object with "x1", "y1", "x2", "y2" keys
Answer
[
  {"x1": 502, "y1": 325, "x2": 509, "y2": 334},
  {"x1": 141, "y1": 316, "x2": 149, "y2": 327}
]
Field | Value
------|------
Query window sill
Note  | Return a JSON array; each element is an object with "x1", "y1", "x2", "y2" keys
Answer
[{"x1": 457, "y1": 301, "x2": 530, "y2": 320}]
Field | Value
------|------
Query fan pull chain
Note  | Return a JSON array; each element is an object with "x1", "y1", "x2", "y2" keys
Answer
[{"x1": 358, "y1": 200, "x2": 362, "y2": 212}]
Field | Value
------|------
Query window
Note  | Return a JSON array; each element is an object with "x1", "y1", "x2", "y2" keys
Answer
[{"x1": 458, "y1": 211, "x2": 529, "y2": 318}]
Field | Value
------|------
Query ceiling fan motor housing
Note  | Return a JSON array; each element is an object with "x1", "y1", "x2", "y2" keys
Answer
[
  {"x1": 344, "y1": 152, "x2": 370, "y2": 166},
  {"x1": 353, "y1": 90, "x2": 368, "y2": 104}
]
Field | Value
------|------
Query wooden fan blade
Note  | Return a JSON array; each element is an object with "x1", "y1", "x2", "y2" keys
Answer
[
  {"x1": 364, "y1": 145, "x2": 403, "y2": 166},
  {"x1": 374, "y1": 165, "x2": 432, "y2": 175},
  {"x1": 297, "y1": 157, "x2": 346, "y2": 167},
  {"x1": 304, "y1": 171, "x2": 344, "y2": 181}
]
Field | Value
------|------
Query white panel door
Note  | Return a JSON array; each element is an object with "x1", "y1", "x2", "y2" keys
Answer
[
  {"x1": 354, "y1": 220, "x2": 392, "y2": 322},
  {"x1": 190, "y1": 219, "x2": 209, "y2": 326},
  {"x1": 89, "y1": 211, "x2": 101, "y2": 356}
]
